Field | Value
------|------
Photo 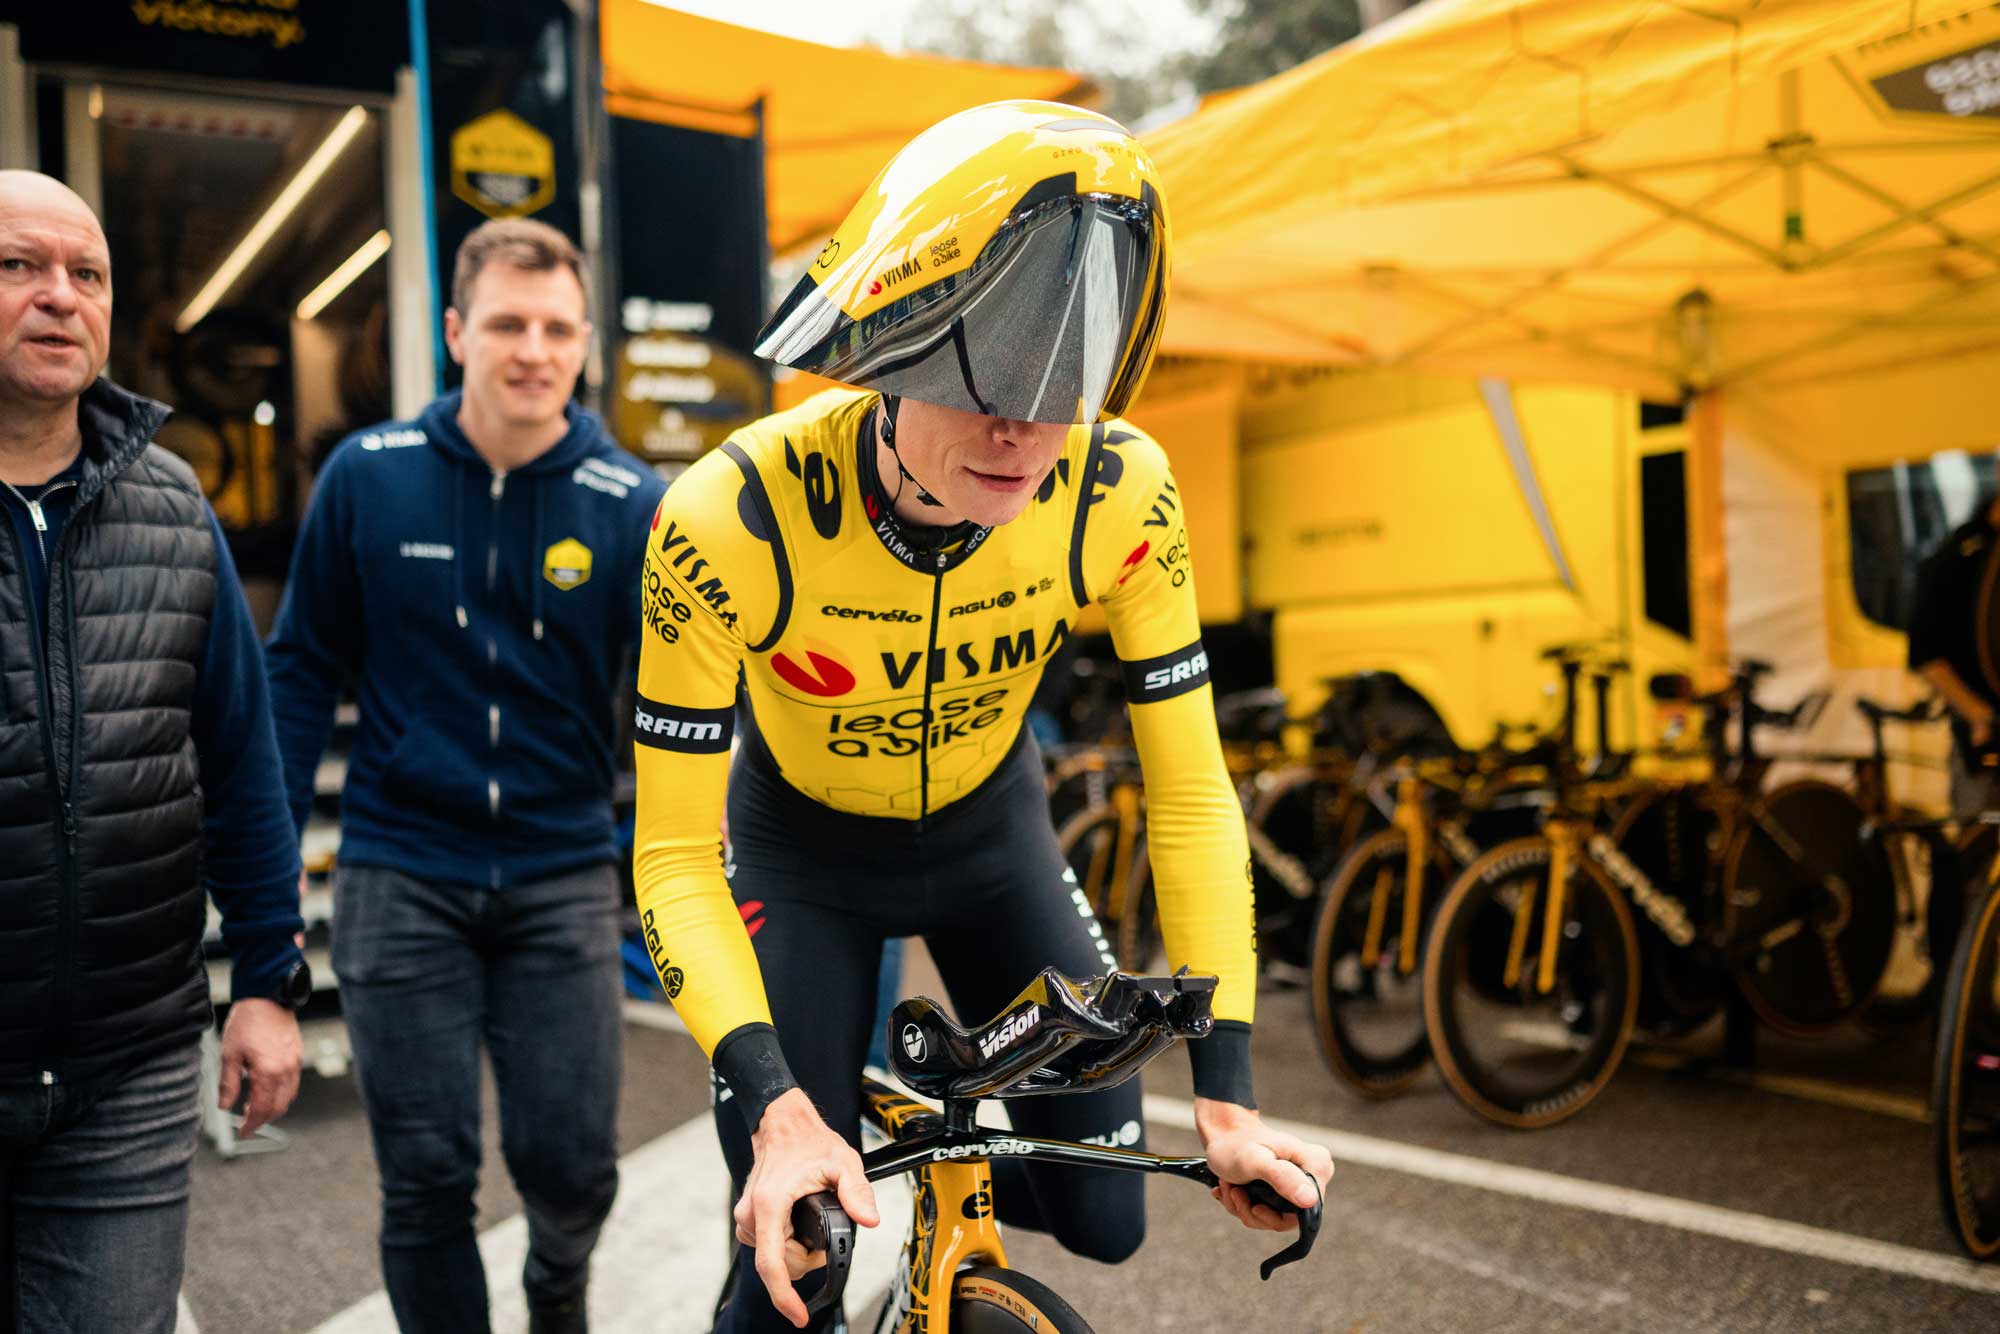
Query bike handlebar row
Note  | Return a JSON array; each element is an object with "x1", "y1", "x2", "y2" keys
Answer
[{"x1": 791, "y1": 1167, "x2": 1323, "y2": 1320}]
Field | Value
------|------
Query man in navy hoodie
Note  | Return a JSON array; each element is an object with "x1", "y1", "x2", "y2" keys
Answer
[{"x1": 266, "y1": 218, "x2": 665, "y2": 1334}]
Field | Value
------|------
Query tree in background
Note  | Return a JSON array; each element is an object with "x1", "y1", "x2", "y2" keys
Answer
[
  {"x1": 1178, "y1": 0, "x2": 1362, "y2": 97},
  {"x1": 897, "y1": 0, "x2": 1380, "y2": 126}
]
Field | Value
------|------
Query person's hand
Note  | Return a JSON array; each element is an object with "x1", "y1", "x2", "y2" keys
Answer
[
  {"x1": 218, "y1": 998, "x2": 303, "y2": 1136},
  {"x1": 735, "y1": 1088, "x2": 880, "y2": 1327},
  {"x1": 1973, "y1": 711, "x2": 1995, "y2": 750},
  {"x1": 1195, "y1": 1098, "x2": 1334, "y2": 1232}
]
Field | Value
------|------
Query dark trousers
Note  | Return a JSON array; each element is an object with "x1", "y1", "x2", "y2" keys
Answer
[
  {"x1": 712, "y1": 731, "x2": 1146, "y2": 1334},
  {"x1": 0, "y1": 1043, "x2": 202, "y2": 1334},
  {"x1": 334, "y1": 863, "x2": 623, "y2": 1334}
]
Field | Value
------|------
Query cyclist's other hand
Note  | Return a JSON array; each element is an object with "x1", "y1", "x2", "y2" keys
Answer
[
  {"x1": 1974, "y1": 714, "x2": 1996, "y2": 750},
  {"x1": 736, "y1": 1088, "x2": 880, "y2": 1328},
  {"x1": 1194, "y1": 1097, "x2": 1334, "y2": 1233}
]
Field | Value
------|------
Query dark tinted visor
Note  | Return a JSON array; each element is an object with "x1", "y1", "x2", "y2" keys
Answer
[{"x1": 757, "y1": 194, "x2": 1163, "y2": 425}]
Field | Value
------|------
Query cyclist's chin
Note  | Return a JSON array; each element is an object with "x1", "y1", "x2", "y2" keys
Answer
[{"x1": 947, "y1": 476, "x2": 1039, "y2": 527}]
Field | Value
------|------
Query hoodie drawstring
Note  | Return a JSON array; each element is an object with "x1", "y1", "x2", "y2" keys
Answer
[
  {"x1": 452, "y1": 467, "x2": 468, "y2": 630},
  {"x1": 530, "y1": 481, "x2": 545, "y2": 641}
]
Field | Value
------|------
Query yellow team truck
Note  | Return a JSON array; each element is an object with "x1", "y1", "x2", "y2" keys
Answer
[{"x1": 1226, "y1": 367, "x2": 1698, "y2": 756}]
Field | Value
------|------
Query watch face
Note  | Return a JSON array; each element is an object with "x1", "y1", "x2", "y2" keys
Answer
[{"x1": 283, "y1": 960, "x2": 314, "y2": 1008}]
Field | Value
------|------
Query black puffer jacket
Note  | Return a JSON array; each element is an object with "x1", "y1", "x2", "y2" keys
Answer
[{"x1": 0, "y1": 380, "x2": 216, "y2": 1087}]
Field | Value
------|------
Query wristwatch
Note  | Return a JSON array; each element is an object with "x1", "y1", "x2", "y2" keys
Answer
[{"x1": 267, "y1": 958, "x2": 314, "y2": 1010}]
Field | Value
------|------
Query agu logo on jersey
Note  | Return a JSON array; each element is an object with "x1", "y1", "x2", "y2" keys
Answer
[{"x1": 543, "y1": 538, "x2": 593, "y2": 590}]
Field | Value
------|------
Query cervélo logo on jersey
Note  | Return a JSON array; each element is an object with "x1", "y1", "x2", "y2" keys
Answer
[
  {"x1": 633, "y1": 693, "x2": 733, "y2": 754},
  {"x1": 1120, "y1": 640, "x2": 1212, "y2": 704},
  {"x1": 821, "y1": 604, "x2": 921, "y2": 624}
]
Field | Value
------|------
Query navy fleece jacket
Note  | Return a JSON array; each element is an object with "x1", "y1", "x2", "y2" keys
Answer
[{"x1": 265, "y1": 394, "x2": 667, "y2": 888}]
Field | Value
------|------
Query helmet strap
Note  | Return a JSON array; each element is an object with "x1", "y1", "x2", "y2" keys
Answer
[{"x1": 880, "y1": 394, "x2": 944, "y2": 509}]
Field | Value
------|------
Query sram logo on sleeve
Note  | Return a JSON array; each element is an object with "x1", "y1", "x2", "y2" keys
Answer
[
  {"x1": 1120, "y1": 640, "x2": 1211, "y2": 704},
  {"x1": 633, "y1": 694, "x2": 734, "y2": 754}
]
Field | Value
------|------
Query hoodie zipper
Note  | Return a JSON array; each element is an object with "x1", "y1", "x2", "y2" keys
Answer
[{"x1": 486, "y1": 469, "x2": 506, "y2": 883}]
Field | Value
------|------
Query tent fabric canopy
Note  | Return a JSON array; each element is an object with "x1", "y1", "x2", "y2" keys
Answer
[
  {"x1": 601, "y1": 1, "x2": 1092, "y2": 255},
  {"x1": 1147, "y1": 0, "x2": 2000, "y2": 400}
]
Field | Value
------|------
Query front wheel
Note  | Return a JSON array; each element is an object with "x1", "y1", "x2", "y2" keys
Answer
[
  {"x1": 1934, "y1": 883, "x2": 2000, "y2": 1260},
  {"x1": 950, "y1": 1266, "x2": 1095, "y2": 1333},
  {"x1": 1311, "y1": 828, "x2": 1435, "y2": 1098},
  {"x1": 1423, "y1": 835, "x2": 1641, "y2": 1129}
]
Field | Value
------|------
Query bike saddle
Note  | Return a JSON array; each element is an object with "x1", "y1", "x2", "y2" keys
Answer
[{"x1": 889, "y1": 968, "x2": 1217, "y2": 1102}]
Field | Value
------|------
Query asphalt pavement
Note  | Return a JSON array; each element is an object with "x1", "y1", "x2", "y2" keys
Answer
[{"x1": 176, "y1": 948, "x2": 2000, "y2": 1333}]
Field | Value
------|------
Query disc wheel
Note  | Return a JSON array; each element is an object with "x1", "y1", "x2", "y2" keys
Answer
[
  {"x1": 1423, "y1": 835, "x2": 1641, "y2": 1129},
  {"x1": 1725, "y1": 780, "x2": 1895, "y2": 1036},
  {"x1": 1609, "y1": 788, "x2": 1727, "y2": 1037},
  {"x1": 1248, "y1": 769, "x2": 1357, "y2": 968},
  {"x1": 1310, "y1": 828, "x2": 1439, "y2": 1098},
  {"x1": 1934, "y1": 884, "x2": 2000, "y2": 1260},
  {"x1": 950, "y1": 1265, "x2": 1095, "y2": 1333},
  {"x1": 1055, "y1": 803, "x2": 1159, "y2": 972}
]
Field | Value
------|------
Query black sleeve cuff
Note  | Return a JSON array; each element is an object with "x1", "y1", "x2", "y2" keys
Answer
[
  {"x1": 1188, "y1": 1020, "x2": 1255, "y2": 1108},
  {"x1": 711, "y1": 1022, "x2": 799, "y2": 1134}
]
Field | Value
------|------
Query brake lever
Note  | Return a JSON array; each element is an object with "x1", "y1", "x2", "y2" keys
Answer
[
  {"x1": 1243, "y1": 1177, "x2": 1324, "y2": 1281},
  {"x1": 790, "y1": 1191, "x2": 856, "y2": 1320}
]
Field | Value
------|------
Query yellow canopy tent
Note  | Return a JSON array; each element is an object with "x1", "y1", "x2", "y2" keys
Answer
[
  {"x1": 1147, "y1": 0, "x2": 2000, "y2": 685},
  {"x1": 599, "y1": 1, "x2": 1093, "y2": 255}
]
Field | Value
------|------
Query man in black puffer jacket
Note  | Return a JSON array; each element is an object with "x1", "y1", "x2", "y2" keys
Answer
[{"x1": 0, "y1": 170, "x2": 307, "y2": 1332}]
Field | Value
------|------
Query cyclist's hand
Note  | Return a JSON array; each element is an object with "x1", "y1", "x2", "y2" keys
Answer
[
  {"x1": 1974, "y1": 713, "x2": 1995, "y2": 750},
  {"x1": 1194, "y1": 1097, "x2": 1334, "y2": 1233},
  {"x1": 736, "y1": 1088, "x2": 880, "y2": 1328}
]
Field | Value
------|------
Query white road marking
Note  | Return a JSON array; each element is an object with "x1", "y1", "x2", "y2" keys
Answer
[
  {"x1": 175, "y1": 1294, "x2": 200, "y2": 1333},
  {"x1": 1500, "y1": 1019, "x2": 1935, "y2": 1123},
  {"x1": 1626, "y1": 1047, "x2": 1933, "y2": 1124},
  {"x1": 1143, "y1": 1095, "x2": 2000, "y2": 1295},
  {"x1": 308, "y1": 1112, "x2": 913, "y2": 1333}
]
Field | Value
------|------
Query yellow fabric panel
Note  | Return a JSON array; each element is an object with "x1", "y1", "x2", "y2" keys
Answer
[
  {"x1": 1145, "y1": 0, "x2": 2000, "y2": 397},
  {"x1": 599, "y1": 1, "x2": 1091, "y2": 252}
]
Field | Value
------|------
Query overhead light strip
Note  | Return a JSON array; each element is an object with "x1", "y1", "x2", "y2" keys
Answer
[
  {"x1": 177, "y1": 105, "x2": 368, "y2": 332},
  {"x1": 297, "y1": 229, "x2": 391, "y2": 321}
]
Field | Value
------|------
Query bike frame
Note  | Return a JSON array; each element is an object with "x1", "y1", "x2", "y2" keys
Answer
[{"x1": 857, "y1": 1076, "x2": 1226, "y2": 1334}]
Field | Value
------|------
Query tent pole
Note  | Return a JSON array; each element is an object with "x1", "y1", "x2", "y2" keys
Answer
[{"x1": 1687, "y1": 390, "x2": 1729, "y2": 693}]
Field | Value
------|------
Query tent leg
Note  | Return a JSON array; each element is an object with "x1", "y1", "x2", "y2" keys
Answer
[{"x1": 1686, "y1": 390, "x2": 1729, "y2": 692}]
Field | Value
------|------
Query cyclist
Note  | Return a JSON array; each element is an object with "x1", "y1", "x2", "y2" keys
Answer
[{"x1": 630, "y1": 101, "x2": 1335, "y2": 1331}]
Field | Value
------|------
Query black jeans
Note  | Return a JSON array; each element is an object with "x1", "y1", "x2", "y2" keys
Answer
[
  {"x1": 0, "y1": 1042, "x2": 202, "y2": 1334},
  {"x1": 334, "y1": 863, "x2": 623, "y2": 1334},
  {"x1": 712, "y1": 729, "x2": 1146, "y2": 1334}
]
